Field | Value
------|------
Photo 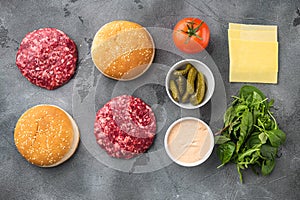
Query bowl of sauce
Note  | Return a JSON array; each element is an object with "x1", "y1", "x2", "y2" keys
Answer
[{"x1": 164, "y1": 117, "x2": 214, "y2": 167}]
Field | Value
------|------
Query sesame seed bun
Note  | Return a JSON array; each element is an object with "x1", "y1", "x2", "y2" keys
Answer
[
  {"x1": 14, "y1": 104, "x2": 80, "y2": 167},
  {"x1": 91, "y1": 20, "x2": 155, "y2": 81}
]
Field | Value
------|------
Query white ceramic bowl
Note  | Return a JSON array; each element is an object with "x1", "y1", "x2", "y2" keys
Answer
[
  {"x1": 164, "y1": 117, "x2": 214, "y2": 167},
  {"x1": 165, "y1": 59, "x2": 215, "y2": 109}
]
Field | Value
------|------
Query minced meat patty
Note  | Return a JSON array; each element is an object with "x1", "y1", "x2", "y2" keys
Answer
[
  {"x1": 16, "y1": 28, "x2": 77, "y2": 90},
  {"x1": 94, "y1": 95, "x2": 156, "y2": 159}
]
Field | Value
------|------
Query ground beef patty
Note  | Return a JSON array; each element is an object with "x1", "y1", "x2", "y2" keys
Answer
[
  {"x1": 94, "y1": 95, "x2": 156, "y2": 159},
  {"x1": 16, "y1": 28, "x2": 77, "y2": 90}
]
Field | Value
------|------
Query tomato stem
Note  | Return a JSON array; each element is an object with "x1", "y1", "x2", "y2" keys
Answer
[{"x1": 180, "y1": 20, "x2": 204, "y2": 40}]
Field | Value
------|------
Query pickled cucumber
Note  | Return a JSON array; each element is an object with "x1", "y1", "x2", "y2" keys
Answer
[
  {"x1": 176, "y1": 75, "x2": 186, "y2": 96},
  {"x1": 169, "y1": 79, "x2": 180, "y2": 102},
  {"x1": 186, "y1": 67, "x2": 197, "y2": 95},
  {"x1": 173, "y1": 64, "x2": 192, "y2": 76},
  {"x1": 180, "y1": 67, "x2": 197, "y2": 103},
  {"x1": 190, "y1": 71, "x2": 206, "y2": 105},
  {"x1": 181, "y1": 92, "x2": 190, "y2": 103}
]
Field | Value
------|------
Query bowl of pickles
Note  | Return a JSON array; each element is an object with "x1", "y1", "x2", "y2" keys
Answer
[{"x1": 165, "y1": 59, "x2": 215, "y2": 109}]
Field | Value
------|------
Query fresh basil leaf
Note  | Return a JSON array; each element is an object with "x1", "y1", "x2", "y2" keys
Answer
[
  {"x1": 246, "y1": 132, "x2": 261, "y2": 148},
  {"x1": 236, "y1": 109, "x2": 253, "y2": 153},
  {"x1": 217, "y1": 142, "x2": 235, "y2": 167},
  {"x1": 261, "y1": 159, "x2": 276, "y2": 176},
  {"x1": 260, "y1": 144, "x2": 277, "y2": 160},
  {"x1": 224, "y1": 106, "x2": 234, "y2": 126},
  {"x1": 265, "y1": 131, "x2": 281, "y2": 147},
  {"x1": 266, "y1": 129, "x2": 286, "y2": 147},
  {"x1": 252, "y1": 91, "x2": 263, "y2": 102},
  {"x1": 239, "y1": 85, "x2": 266, "y2": 102},
  {"x1": 258, "y1": 132, "x2": 268, "y2": 144},
  {"x1": 271, "y1": 129, "x2": 286, "y2": 144},
  {"x1": 215, "y1": 135, "x2": 231, "y2": 145}
]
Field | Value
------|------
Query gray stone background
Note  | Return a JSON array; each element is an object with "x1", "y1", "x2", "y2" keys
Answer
[{"x1": 1, "y1": 0, "x2": 299, "y2": 199}]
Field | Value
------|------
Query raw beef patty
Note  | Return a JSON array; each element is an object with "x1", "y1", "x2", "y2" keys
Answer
[
  {"x1": 16, "y1": 28, "x2": 77, "y2": 90},
  {"x1": 94, "y1": 95, "x2": 156, "y2": 159}
]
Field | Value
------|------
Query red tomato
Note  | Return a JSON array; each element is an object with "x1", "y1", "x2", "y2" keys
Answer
[{"x1": 173, "y1": 18, "x2": 210, "y2": 54}]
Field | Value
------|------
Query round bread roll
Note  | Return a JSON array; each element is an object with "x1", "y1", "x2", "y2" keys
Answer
[
  {"x1": 91, "y1": 20, "x2": 155, "y2": 80},
  {"x1": 14, "y1": 104, "x2": 80, "y2": 167}
]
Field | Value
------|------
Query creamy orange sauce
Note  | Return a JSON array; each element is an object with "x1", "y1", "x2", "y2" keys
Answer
[{"x1": 167, "y1": 119, "x2": 211, "y2": 163}]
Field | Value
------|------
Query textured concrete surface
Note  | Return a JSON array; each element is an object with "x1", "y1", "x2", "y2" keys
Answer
[{"x1": 1, "y1": 0, "x2": 300, "y2": 199}]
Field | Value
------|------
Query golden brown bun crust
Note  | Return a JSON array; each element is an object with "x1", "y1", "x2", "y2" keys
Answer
[
  {"x1": 14, "y1": 105, "x2": 74, "y2": 167},
  {"x1": 91, "y1": 20, "x2": 155, "y2": 80}
]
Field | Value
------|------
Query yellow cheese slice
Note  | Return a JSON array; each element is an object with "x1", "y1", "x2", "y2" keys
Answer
[
  {"x1": 229, "y1": 39, "x2": 278, "y2": 72},
  {"x1": 229, "y1": 23, "x2": 277, "y2": 32},
  {"x1": 228, "y1": 29, "x2": 277, "y2": 41},
  {"x1": 228, "y1": 23, "x2": 279, "y2": 84},
  {"x1": 230, "y1": 70, "x2": 277, "y2": 83}
]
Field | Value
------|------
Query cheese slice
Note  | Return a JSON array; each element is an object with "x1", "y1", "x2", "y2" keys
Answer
[
  {"x1": 228, "y1": 23, "x2": 278, "y2": 84},
  {"x1": 230, "y1": 70, "x2": 277, "y2": 83},
  {"x1": 229, "y1": 23, "x2": 277, "y2": 32},
  {"x1": 228, "y1": 29, "x2": 277, "y2": 41},
  {"x1": 229, "y1": 39, "x2": 278, "y2": 72}
]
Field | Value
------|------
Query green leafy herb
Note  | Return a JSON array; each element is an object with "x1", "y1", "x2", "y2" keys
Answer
[
  {"x1": 258, "y1": 132, "x2": 268, "y2": 144},
  {"x1": 261, "y1": 159, "x2": 276, "y2": 176},
  {"x1": 236, "y1": 109, "x2": 253, "y2": 153},
  {"x1": 217, "y1": 141, "x2": 235, "y2": 167},
  {"x1": 214, "y1": 135, "x2": 231, "y2": 145},
  {"x1": 239, "y1": 85, "x2": 266, "y2": 104},
  {"x1": 216, "y1": 85, "x2": 286, "y2": 183},
  {"x1": 260, "y1": 144, "x2": 277, "y2": 160},
  {"x1": 246, "y1": 132, "x2": 260, "y2": 148},
  {"x1": 266, "y1": 129, "x2": 286, "y2": 147}
]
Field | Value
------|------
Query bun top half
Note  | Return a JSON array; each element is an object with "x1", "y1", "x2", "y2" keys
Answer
[{"x1": 91, "y1": 20, "x2": 155, "y2": 81}]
